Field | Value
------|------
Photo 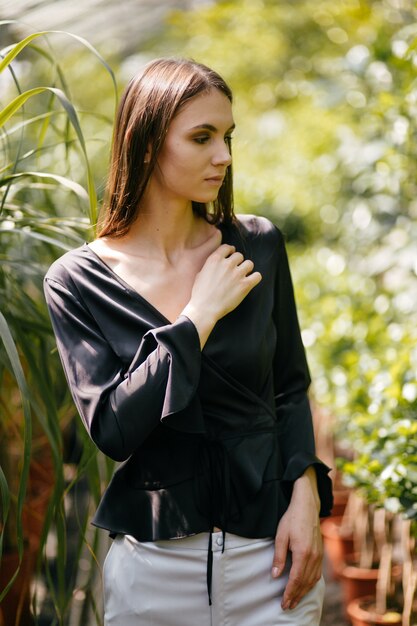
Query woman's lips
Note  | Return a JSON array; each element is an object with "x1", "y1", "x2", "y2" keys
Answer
[{"x1": 205, "y1": 176, "x2": 224, "y2": 184}]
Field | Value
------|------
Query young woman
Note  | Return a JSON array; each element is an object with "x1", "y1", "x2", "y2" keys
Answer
[{"x1": 44, "y1": 58, "x2": 333, "y2": 625}]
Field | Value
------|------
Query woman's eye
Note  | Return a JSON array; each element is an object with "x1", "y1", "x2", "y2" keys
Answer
[{"x1": 193, "y1": 134, "x2": 233, "y2": 145}]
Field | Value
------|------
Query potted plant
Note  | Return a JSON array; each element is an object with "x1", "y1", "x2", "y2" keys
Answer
[
  {"x1": 339, "y1": 324, "x2": 417, "y2": 625},
  {"x1": 341, "y1": 506, "x2": 403, "y2": 622},
  {"x1": 320, "y1": 489, "x2": 358, "y2": 579}
]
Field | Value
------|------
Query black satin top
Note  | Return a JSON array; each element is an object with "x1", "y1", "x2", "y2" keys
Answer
[{"x1": 44, "y1": 215, "x2": 333, "y2": 545}]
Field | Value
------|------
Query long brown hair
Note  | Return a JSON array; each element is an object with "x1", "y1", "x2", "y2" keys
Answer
[{"x1": 98, "y1": 58, "x2": 235, "y2": 238}]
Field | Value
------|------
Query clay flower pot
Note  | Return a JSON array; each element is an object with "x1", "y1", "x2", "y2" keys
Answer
[
  {"x1": 340, "y1": 556, "x2": 402, "y2": 611},
  {"x1": 321, "y1": 515, "x2": 354, "y2": 579},
  {"x1": 347, "y1": 596, "x2": 402, "y2": 625},
  {"x1": 331, "y1": 486, "x2": 351, "y2": 517}
]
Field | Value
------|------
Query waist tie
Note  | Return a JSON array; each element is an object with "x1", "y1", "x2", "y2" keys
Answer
[
  {"x1": 194, "y1": 437, "x2": 241, "y2": 605},
  {"x1": 194, "y1": 429, "x2": 277, "y2": 604}
]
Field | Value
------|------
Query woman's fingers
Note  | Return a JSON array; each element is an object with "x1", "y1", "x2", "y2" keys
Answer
[
  {"x1": 282, "y1": 549, "x2": 322, "y2": 610},
  {"x1": 272, "y1": 527, "x2": 289, "y2": 579},
  {"x1": 244, "y1": 270, "x2": 262, "y2": 288},
  {"x1": 235, "y1": 258, "x2": 254, "y2": 275},
  {"x1": 194, "y1": 244, "x2": 261, "y2": 317},
  {"x1": 225, "y1": 251, "x2": 258, "y2": 282},
  {"x1": 227, "y1": 251, "x2": 245, "y2": 265},
  {"x1": 288, "y1": 544, "x2": 322, "y2": 608},
  {"x1": 213, "y1": 243, "x2": 236, "y2": 258},
  {"x1": 215, "y1": 247, "x2": 247, "y2": 270},
  {"x1": 273, "y1": 485, "x2": 323, "y2": 612}
]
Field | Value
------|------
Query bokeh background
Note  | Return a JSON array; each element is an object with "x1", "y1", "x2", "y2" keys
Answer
[{"x1": 1, "y1": 1, "x2": 416, "y2": 624}]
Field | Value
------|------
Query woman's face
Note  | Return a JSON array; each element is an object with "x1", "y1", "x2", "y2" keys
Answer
[{"x1": 149, "y1": 88, "x2": 234, "y2": 206}]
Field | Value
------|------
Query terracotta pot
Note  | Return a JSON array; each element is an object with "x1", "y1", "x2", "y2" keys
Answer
[
  {"x1": 331, "y1": 487, "x2": 351, "y2": 517},
  {"x1": 340, "y1": 559, "x2": 379, "y2": 613},
  {"x1": 0, "y1": 544, "x2": 36, "y2": 626},
  {"x1": 321, "y1": 515, "x2": 354, "y2": 579},
  {"x1": 340, "y1": 556, "x2": 402, "y2": 610},
  {"x1": 347, "y1": 596, "x2": 402, "y2": 625}
]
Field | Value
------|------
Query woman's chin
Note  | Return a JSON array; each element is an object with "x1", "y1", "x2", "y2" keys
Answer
[{"x1": 191, "y1": 191, "x2": 221, "y2": 204}]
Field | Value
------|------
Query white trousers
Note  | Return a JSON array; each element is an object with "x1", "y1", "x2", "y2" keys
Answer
[{"x1": 103, "y1": 531, "x2": 325, "y2": 626}]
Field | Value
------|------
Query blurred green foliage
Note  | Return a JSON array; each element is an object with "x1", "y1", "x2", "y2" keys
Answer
[
  {"x1": 292, "y1": 249, "x2": 417, "y2": 519},
  {"x1": 160, "y1": 0, "x2": 417, "y2": 250}
]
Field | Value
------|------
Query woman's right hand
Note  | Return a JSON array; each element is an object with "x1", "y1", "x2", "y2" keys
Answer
[{"x1": 181, "y1": 244, "x2": 262, "y2": 348}]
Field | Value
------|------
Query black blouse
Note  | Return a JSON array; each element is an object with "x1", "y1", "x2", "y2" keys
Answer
[{"x1": 44, "y1": 214, "x2": 333, "y2": 544}]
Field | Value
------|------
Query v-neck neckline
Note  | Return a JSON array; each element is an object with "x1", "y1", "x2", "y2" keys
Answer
[{"x1": 84, "y1": 222, "x2": 228, "y2": 325}]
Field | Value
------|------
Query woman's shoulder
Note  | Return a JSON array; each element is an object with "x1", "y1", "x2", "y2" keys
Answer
[
  {"x1": 233, "y1": 213, "x2": 284, "y2": 248},
  {"x1": 44, "y1": 243, "x2": 92, "y2": 288}
]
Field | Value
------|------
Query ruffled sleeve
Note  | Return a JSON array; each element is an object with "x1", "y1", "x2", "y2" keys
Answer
[
  {"x1": 44, "y1": 274, "x2": 204, "y2": 463},
  {"x1": 272, "y1": 229, "x2": 333, "y2": 517}
]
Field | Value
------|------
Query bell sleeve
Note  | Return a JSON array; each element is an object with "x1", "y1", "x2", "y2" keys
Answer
[
  {"x1": 44, "y1": 275, "x2": 204, "y2": 463},
  {"x1": 272, "y1": 230, "x2": 333, "y2": 517}
]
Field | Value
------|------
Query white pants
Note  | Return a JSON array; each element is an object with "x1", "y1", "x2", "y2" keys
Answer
[{"x1": 103, "y1": 531, "x2": 325, "y2": 626}]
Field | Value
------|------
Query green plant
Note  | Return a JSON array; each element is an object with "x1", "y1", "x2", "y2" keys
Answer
[
  {"x1": 0, "y1": 25, "x2": 116, "y2": 624},
  {"x1": 290, "y1": 248, "x2": 416, "y2": 622}
]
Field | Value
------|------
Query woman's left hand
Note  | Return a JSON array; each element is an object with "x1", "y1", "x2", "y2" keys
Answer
[{"x1": 271, "y1": 466, "x2": 323, "y2": 611}]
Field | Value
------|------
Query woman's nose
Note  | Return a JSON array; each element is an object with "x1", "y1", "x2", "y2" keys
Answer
[{"x1": 212, "y1": 141, "x2": 232, "y2": 167}]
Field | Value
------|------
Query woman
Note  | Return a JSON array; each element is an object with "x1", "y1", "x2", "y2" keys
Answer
[{"x1": 44, "y1": 58, "x2": 333, "y2": 625}]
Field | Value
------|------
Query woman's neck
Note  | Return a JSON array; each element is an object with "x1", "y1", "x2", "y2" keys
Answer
[{"x1": 114, "y1": 197, "x2": 210, "y2": 264}]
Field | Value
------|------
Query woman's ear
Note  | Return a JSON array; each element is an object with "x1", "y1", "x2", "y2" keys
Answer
[{"x1": 144, "y1": 143, "x2": 152, "y2": 164}]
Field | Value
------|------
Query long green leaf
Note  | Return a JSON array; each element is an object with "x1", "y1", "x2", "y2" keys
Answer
[
  {"x1": 0, "y1": 87, "x2": 97, "y2": 223},
  {"x1": 0, "y1": 229, "x2": 79, "y2": 251},
  {"x1": 0, "y1": 312, "x2": 32, "y2": 602},
  {"x1": 0, "y1": 27, "x2": 118, "y2": 229},
  {"x1": 0, "y1": 170, "x2": 89, "y2": 201},
  {"x1": 0, "y1": 463, "x2": 11, "y2": 559},
  {"x1": 0, "y1": 31, "x2": 50, "y2": 74},
  {"x1": 0, "y1": 87, "x2": 52, "y2": 127},
  {"x1": 0, "y1": 45, "x2": 24, "y2": 216},
  {"x1": 4, "y1": 109, "x2": 113, "y2": 139},
  {"x1": 0, "y1": 26, "x2": 117, "y2": 106}
]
